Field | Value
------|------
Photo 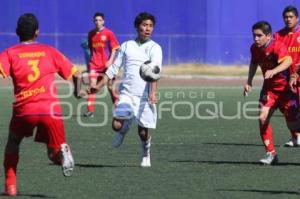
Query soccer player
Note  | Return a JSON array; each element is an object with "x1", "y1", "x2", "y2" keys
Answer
[
  {"x1": 274, "y1": 5, "x2": 300, "y2": 147},
  {"x1": 0, "y1": 13, "x2": 79, "y2": 196},
  {"x1": 88, "y1": 12, "x2": 162, "y2": 167},
  {"x1": 84, "y1": 12, "x2": 120, "y2": 118},
  {"x1": 244, "y1": 21, "x2": 298, "y2": 165}
]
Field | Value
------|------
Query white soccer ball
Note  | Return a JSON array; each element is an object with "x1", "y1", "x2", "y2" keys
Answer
[{"x1": 139, "y1": 61, "x2": 161, "y2": 82}]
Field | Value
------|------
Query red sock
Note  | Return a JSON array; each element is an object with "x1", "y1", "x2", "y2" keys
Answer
[
  {"x1": 48, "y1": 148, "x2": 61, "y2": 165},
  {"x1": 260, "y1": 123, "x2": 275, "y2": 154},
  {"x1": 87, "y1": 94, "x2": 96, "y2": 112},
  {"x1": 4, "y1": 153, "x2": 19, "y2": 186}
]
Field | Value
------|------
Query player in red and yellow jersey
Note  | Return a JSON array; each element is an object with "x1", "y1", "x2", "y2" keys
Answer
[
  {"x1": 0, "y1": 13, "x2": 81, "y2": 196},
  {"x1": 244, "y1": 21, "x2": 299, "y2": 165},
  {"x1": 84, "y1": 12, "x2": 120, "y2": 117},
  {"x1": 274, "y1": 5, "x2": 300, "y2": 147}
]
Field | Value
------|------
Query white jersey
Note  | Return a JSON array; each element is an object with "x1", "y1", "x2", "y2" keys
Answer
[{"x1": 106, "y1": 39, "x2": 162, "y2": 96}]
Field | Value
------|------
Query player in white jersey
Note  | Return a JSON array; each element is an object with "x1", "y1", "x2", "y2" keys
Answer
[{"x1": 88, "y1": 12, "x2": 162, "y2": 167}]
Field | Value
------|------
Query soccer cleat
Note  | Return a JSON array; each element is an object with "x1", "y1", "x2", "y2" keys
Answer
[
  {"x1": 140, "y1": 155, "x2": 151, "y2": 167},
  {"x1": 60, "y1": 143, "x2": 74, "y2": 177},
  {"x1": 112, "y1": 132, "x2": 125, "y2": 148},
  {"x1": 4, "y1": 184, "x2": 17, "y2": 196},
  {"x1": 83, "y1": 111, "x2": 94, "y2": 118},
  {"x1": 259, "y1": 152, "x2": 278, "y2": 165},
  {"x1": 283, "y1": 138, "x2": 300, "y2": 147}
]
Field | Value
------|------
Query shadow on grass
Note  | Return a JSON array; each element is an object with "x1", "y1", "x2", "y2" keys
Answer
[
  {"x1": 202, "y1": 142, "x2": 280, "y2": 147},
  {"x1": 75, "y1": 163, "x2": 139, "y2": 168},
  {"x1": 216, "y1": 188, "x2": 299, "y2": 195},
  {"x1": 169, "y1": 160, "x2": 300, "y2": 166},
  {"x1": 1, "y1": 193, "x2": 56, "y2": 198}
]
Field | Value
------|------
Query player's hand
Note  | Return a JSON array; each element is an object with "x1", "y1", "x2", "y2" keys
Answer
[
  {"x1": 148, "y1": 92, "x2": 158, "y2": 104},
  {"x1": 264, "y1": 69, "x2": 277, "y2": 79},
  {"x1": 289, "y1": 74, "x2": 298, "y2": 92},
  {"x1": 74, "y1": 90, "x2": 88, "y2": 99},
  {"x1": 105, "y1": 60, "x2": 113, "y2": 68},
  {"x1": 243, "y1": 84, "x2": 252, "y2": 97}
]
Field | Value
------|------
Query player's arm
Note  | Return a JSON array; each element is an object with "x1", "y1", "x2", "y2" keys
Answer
[
  {"x1": 149, "y1": 81, "x2": 158, "y2": 104},
  {"x1": 264, "y1": 56, "x2": 292, "y2": 79},
  {"x1": 88, "y1": 74, "x2": 109, "y2": 94},
  {"x1": 244, "y1": 62, "x2": 258, "y2": 96},
  {"x1": 72, "y1": 70, "x2": 85, "y2": 98},
  {"x1": 105, "y1": 47, "x2": 119, "y2": 67}
]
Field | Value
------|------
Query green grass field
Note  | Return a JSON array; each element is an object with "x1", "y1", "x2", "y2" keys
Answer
[{"x1": 0, "y1": 86, "x2": 300, "y2": 198}]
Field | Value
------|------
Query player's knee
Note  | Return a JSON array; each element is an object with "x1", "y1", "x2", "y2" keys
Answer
[
  {"x1": 47, "y1": 147, "x2": 61, "y2": 165},
  {"x1": 138, "y1": 126, "x2": 149, "y2": 141},
  {"x1": 112, "y1": 119, "x2": 123, "y2": 131}
]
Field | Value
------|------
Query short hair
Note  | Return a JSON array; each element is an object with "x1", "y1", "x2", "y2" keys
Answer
[
  {"x1": 16, "y1": 13, "x2": 39, "y2": 41},
  {"x1": 134, "y1": 12, "x2": 156, "y2": 28},
  {"x1": 94, "y1": 12, "x2": 104, "y2": 19},
  {"x1": 282, "y1": 5, "x2": 298, "y2": 17},
  {"x1": 252, "y1": 21, "x2": 272, "y2": 35}
]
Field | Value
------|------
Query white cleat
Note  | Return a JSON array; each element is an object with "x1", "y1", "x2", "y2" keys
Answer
[
  {"x1": 141, "y1": 155, "x2": 151, "y2": 167},
  {"x1": 259, "y1": 152, "x2": 278, "y2": 165},
  {"x1": 112, "y1": 132, "x2": 125, "y2": 148},
  {"x1": 61, "y1": 143, "x2": 74, "y2": 177},
  {"x1": 283, "y1": 138, "x2": 300, "y2": 147}
]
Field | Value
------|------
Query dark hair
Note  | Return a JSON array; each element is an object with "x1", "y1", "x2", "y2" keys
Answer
[
  {"x1": 282, "y1": 5, "x2": 298, "y2": 17},
  {"x1": 94, "y1": 12, "x2": 104, "y2": 19},
  {"x1": 134, "y1": 12, "x2": 156, "y2": 28},
  {"x1": 252, "y1": 21, "x2": 272, "y2": 35},
  {"x1": 16, "y1": 13, "x2": 39, "y2": 41}
]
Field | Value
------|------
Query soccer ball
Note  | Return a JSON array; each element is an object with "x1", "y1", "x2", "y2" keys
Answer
[{"x1": 139, "y1": 61, "x2": 161, "y2": 82}]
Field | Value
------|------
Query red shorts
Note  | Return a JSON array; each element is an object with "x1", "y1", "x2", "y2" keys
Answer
[
  {"x1": 9, "y1": 115, "x2": 66, "y2": 149},
  {"x1": 259, "y1": 88, "x2": 299, "y2": 121}
]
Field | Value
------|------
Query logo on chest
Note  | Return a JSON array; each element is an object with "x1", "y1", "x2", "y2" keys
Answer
[{"x1": 101, "y1": 35, "x2": 107, "y2": 41}]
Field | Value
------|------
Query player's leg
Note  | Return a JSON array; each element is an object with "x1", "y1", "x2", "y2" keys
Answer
[
  {"x1": 136, "y1": 96, "x2": 157, "y2": 167},
  {"x1": 111, "y1": 94, "x2": 134, "y2": 147},
  {"x1": 84, "y1": 70, "x2": 98, "y2": 117},
  {"x1": 258, "y1": 105, "x2": 278, "y2": 165},
  {"x1": 138, "y1": 126, "x2": 151, "y2": 167},
  {"x1": 35, "y1": 116, "x2": 74, "y2": 177},
  {"x1": 107, "y1": 78, "x2": 119, "y2": 105},
  {"x1": 111, "y1": 118, "x2": 132, "y2": 147},
  {"x1": 3, "y1": 116, "x2": 33, "y2": 196},
  {"x1": 280, "y1": 89, "x2": 300, "y2": 147}
]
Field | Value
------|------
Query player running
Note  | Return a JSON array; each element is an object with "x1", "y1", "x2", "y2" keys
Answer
[
  {"x1": 87, "y1": 12, "x2": 162, "y2": 167},
  {"x1": 0, "y1": 13, "x2": 80, "y2": 196},
  {"x1": 244, "y1": 21, "x2": 299, "y2": 165},
  {"x1": 84, "y1": 12, "x2": 120, "y2": 118},
  {"x1": 274, "y1": 5, "x2": 300, "y2": 147}
]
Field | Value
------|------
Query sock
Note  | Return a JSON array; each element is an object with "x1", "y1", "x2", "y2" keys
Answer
[
  {"x1": 87, "y1": 94, "x2": 96, "y2": 112},
  {"x1": 260, "y1": 123, "x2": 275, "y2": 154},
  {"x1": 48, "y1": 148, "x2": 61, "y2": 165},
  {"x1": 141, "y1": 137, "x2": 151, "y2": 157},
  {"x1": 4, "y1": 153, "x2": 19, "y2": 186}
]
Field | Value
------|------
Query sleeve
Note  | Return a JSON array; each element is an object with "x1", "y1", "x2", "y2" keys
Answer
[
  {"x1": 105, "y1": 42, "x2": 125, "y2": 79},
  {"x1": 0, "y1": 50, "x2": 11, "y2": 78},
  {"x1": 149, "y1": 43, "x2": 163, "y2": 69},
  {"x1": 108, "y1": 30, "x2": 120, "y2": 50},
  {"x1": 52, "y1": 48, "x2": 78, "y2": 80}
]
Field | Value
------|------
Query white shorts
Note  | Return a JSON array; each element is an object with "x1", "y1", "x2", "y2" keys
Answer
[{"x1": 113, "y1": 93, "x2": 157, "y2": 129}]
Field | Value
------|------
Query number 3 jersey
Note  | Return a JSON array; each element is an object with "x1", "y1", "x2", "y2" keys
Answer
[{"x1": 0, "y1": 42, "x2": 77, "y2": 116}]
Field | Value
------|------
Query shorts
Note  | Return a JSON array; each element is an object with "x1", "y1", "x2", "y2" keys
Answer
[
  {"x1": 259, "y1": 88, "x2": 299, "y2": 121},
  {"x1": 9, "y1": 115, "x2": 66, "y2": 149},
  {"x1": 113, "y1": 93, "x2": 157, "y2": 128}
]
